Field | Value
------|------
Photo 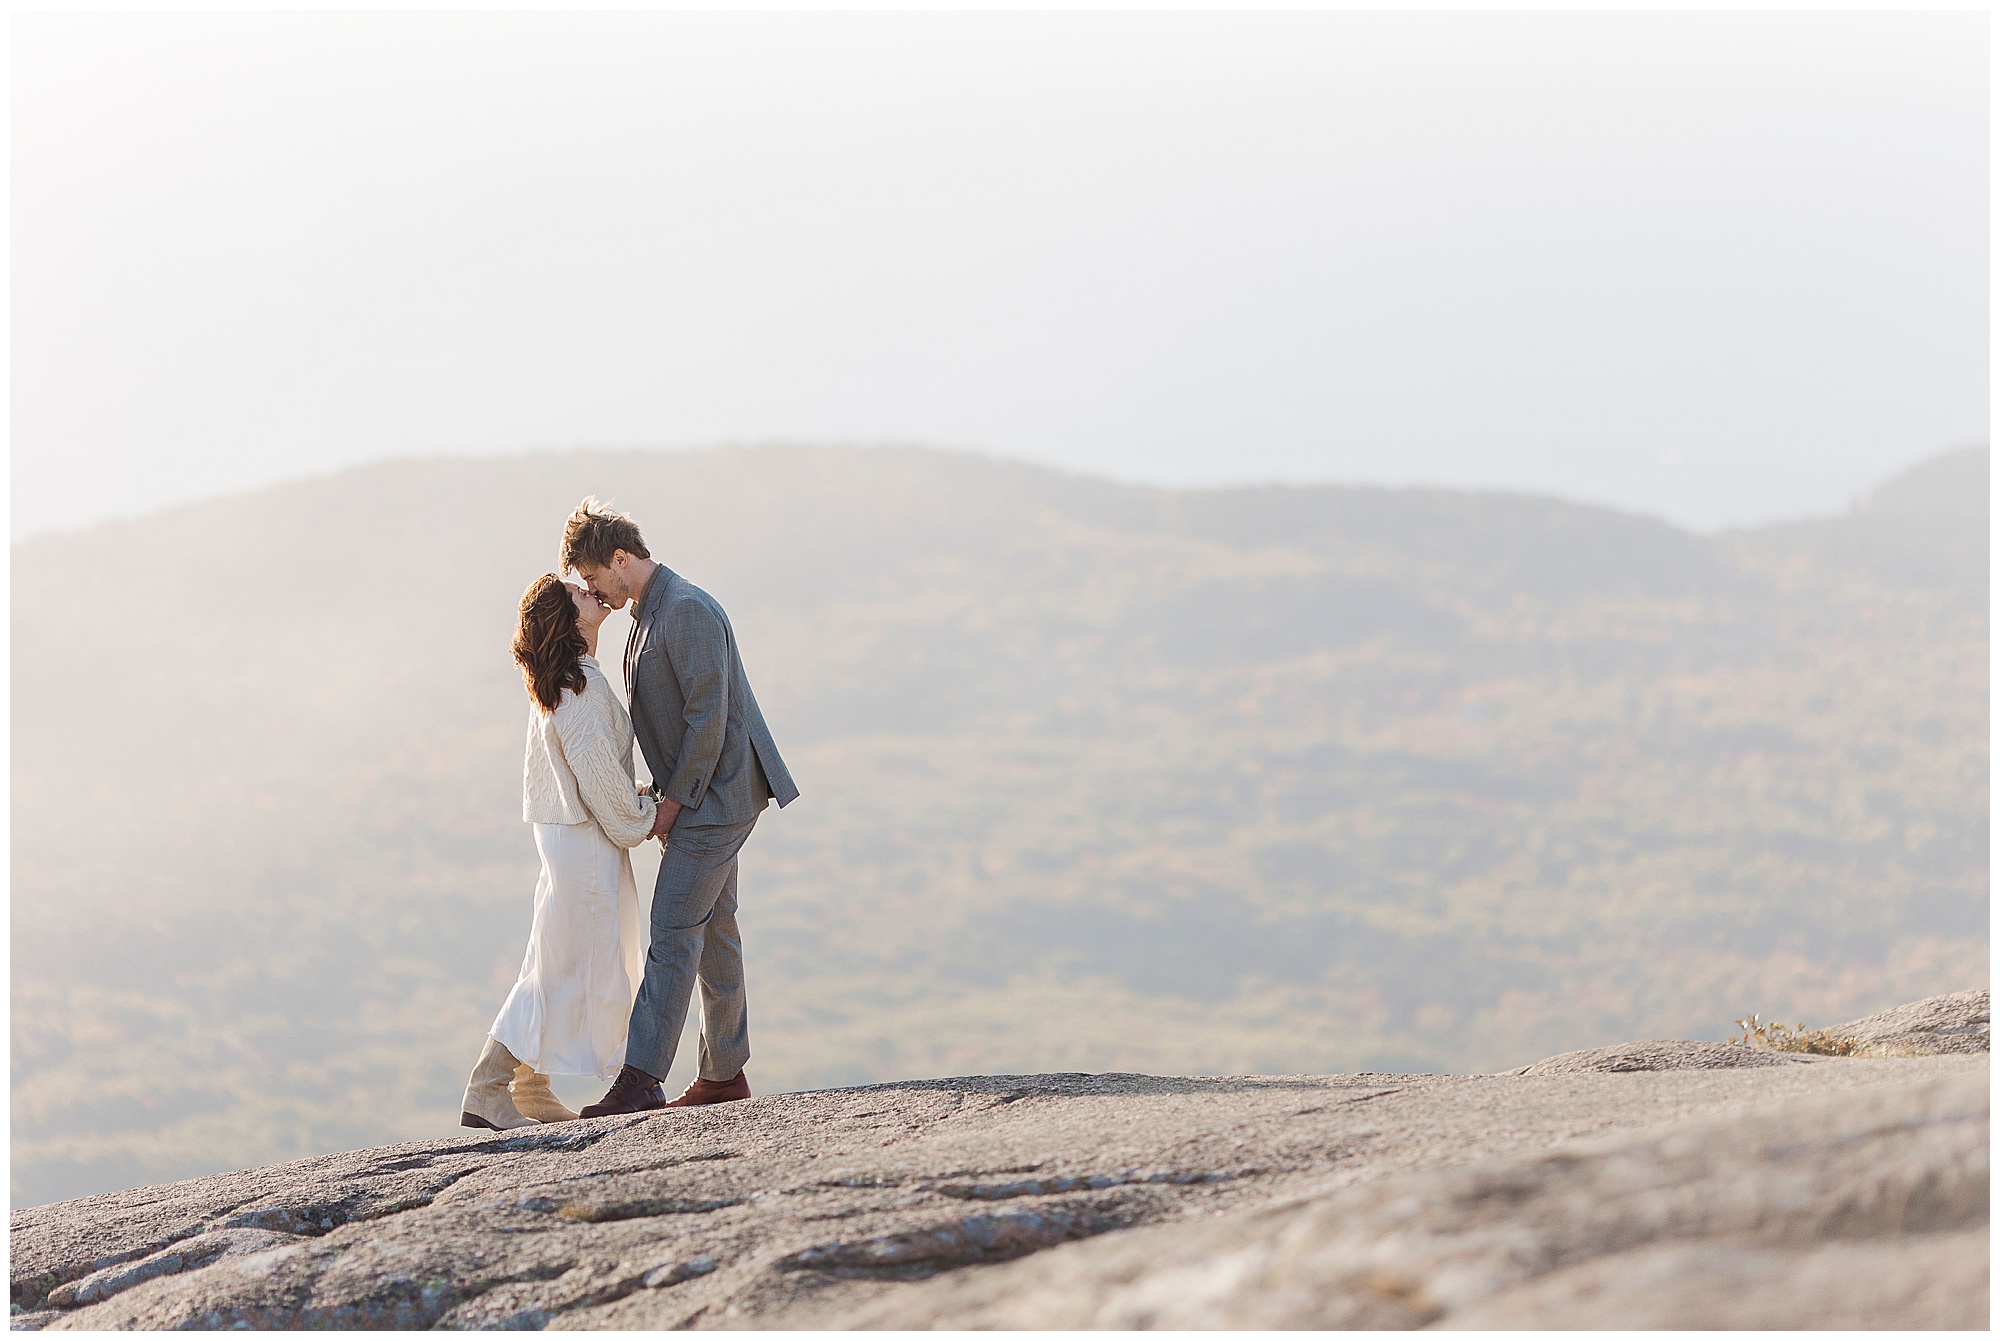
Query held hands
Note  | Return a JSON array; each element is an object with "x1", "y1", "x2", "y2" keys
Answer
[{"x1": 650, "y1": 797, "x2": 683, "y2": 844}]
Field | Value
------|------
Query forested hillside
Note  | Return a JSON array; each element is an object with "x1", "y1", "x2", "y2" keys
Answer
[{"x1": 11, "y1": 445, "x2": 1986, "y2": 1206}]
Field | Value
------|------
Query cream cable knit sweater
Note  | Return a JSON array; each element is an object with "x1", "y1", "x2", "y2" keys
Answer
[{"x1": 521, "y1": 656, "x2": 658, "y2": 848}]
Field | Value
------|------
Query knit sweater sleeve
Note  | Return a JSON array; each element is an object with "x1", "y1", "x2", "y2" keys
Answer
[{"x1": 553, "y1": 686, "x2": 658, "y2": 848}]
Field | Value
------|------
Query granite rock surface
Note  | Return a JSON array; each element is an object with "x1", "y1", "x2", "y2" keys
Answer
[
  {"x1": 10, "y1": 995, "x2": 1987, "y2": 1331},
  {"x1": 1835, "y1": 988, "x2": 1991, "y2": 1056},
  {"x1": 832, "y1": 1069, "x2": 1986, "y2": 1330},
  {"x1": 1512, "y1": 1037, "x2": 1816, "y2": 1075}
]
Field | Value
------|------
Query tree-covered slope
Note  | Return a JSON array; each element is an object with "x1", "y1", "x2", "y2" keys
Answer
[{"x1": 10, "y1": 445, "x2": 1987, "y2": 1206}]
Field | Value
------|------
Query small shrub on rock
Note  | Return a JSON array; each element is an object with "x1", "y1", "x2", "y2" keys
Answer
[{"x1": 1729, "y1": 1014, "x2": 1863, "y2": 1056}]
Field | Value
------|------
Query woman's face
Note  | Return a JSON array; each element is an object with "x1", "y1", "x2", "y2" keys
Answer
[{"x1": 567, "y1": 582, "x2": 611, "y2": 636}]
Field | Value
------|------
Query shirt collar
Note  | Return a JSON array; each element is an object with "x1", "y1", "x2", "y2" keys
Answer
[{"x1": 633, "y1": 563, "x2": 665, "y2": 617}]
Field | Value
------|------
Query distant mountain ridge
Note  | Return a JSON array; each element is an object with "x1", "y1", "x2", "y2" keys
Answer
[
  {"x1": 1732, "y1": 444, "x2": 1987, "y2": 596},
  {"x1": 11, "y1": 444, "x2": 1988, "y2": 1207}
]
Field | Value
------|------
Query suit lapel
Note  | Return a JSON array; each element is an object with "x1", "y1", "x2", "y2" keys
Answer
[{"x1": 623, "y1": 565, "x2": 674, "y2": 694}]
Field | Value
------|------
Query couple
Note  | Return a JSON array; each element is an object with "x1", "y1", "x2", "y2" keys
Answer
[{"x1": 459, "y1": 499, "x2": 798, "y2": 1129}]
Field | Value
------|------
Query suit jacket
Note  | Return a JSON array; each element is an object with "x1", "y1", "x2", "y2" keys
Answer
[{"x1": 624, "y1": 565, "x2": 799, "y2": 824}]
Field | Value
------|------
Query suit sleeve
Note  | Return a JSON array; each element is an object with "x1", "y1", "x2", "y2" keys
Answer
[{"x1": 657, "y1": 597, "x2": 731, "y2": 810}]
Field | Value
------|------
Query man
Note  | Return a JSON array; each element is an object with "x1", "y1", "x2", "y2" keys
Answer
[{"x1": 559, "y1": 498, "x2": 799, "y2": 1116}]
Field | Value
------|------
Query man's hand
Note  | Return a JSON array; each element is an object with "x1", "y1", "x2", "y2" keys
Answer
[{"x1": 650, "y1": 797, "x2": 683, "y2": 843}]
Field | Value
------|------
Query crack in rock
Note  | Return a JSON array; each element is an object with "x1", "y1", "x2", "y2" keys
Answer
[
  {"x1": 429, "y1": 1125, "x2": 623, "y2": 1159},
  {"x1": 434, "y1": 1252, "x2": 722, "y2": 1330},
  {"x1": 552, "y1": 1197, "x2": 743, "y2": 1223},
  {"x1": 7, "y1": 1194, "x2": 271, "y2": 1312},
  {"x1": 935, "y1": 1169, "x2": 1244, "y2": 1200},
  {"x1": 44, "y1": 1230, "x2": 303, "y2": 1309},
  {"x1": 217, "y1": 1165, "x2": 481, "y2": 1238},
  {"x1": 776, "y1": 1203, "x2": 1130, "y2": 1271},
  {"x1": 820, "y1": 1163, "x2": 1040, "y2": 1192},
  {"x1": 544, "y1": 1150, "x2": 740, "y2": 1186},
  {"x1": 642, "y1": 1256, "x2": 720, "y2": 1290}
]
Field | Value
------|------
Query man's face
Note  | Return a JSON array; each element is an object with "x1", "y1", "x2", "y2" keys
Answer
[{"x1": 575, "y1": 552, "x2": 639, "y2": 609}]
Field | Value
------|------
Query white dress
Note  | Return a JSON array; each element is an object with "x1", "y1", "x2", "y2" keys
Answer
[{"x1": 490, "y1": 656, "x2": 657, "y2": 1080}]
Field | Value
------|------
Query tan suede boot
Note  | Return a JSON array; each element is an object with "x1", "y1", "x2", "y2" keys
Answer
[
  {"x1": 511, "y1": 1064, "x2": 579, "y2": 1123},
  {"x1": 460, "y1": 1036, "x2": 536, "y2": 1130}
]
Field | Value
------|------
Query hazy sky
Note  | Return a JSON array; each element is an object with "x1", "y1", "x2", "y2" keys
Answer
[{"x1": 12, "y1": 11, "x2": 1987, "y2": 537}]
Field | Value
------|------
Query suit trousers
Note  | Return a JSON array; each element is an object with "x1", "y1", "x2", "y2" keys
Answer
[{"x1": 624, "y1": 815, "x2": 758, "y2": 1083}]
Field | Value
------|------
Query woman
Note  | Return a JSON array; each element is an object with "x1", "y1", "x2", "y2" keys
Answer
[{"x1": 460, "y1": 574, "x2": 658, "y2": 1129}]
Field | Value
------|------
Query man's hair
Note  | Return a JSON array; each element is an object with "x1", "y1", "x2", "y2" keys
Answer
[{"x1": 560, "y1": 497, "x2": 651, "y2": 572}]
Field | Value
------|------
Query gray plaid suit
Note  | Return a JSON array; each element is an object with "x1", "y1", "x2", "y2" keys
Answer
[{"x1": 622, "y1": 565, "x2": 797, "y2": 1082}]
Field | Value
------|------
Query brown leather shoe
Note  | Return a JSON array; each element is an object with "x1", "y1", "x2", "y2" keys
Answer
[
  {"x1": 579, "y1": 1064, "x2": 666, "y2": 1118},
  {"x1": 665, "y1": 1071, "x2": 752, "y2": 1107}
]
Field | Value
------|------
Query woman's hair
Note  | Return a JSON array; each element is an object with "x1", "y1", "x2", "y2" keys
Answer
[{"x1": 514, "y1": 574, "x2": 589, "y2": 712}]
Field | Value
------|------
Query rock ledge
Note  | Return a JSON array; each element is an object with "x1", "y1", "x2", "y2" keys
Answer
[{"x1": 11, "y1": 995, "x2": 1987, "y2": 1331}]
